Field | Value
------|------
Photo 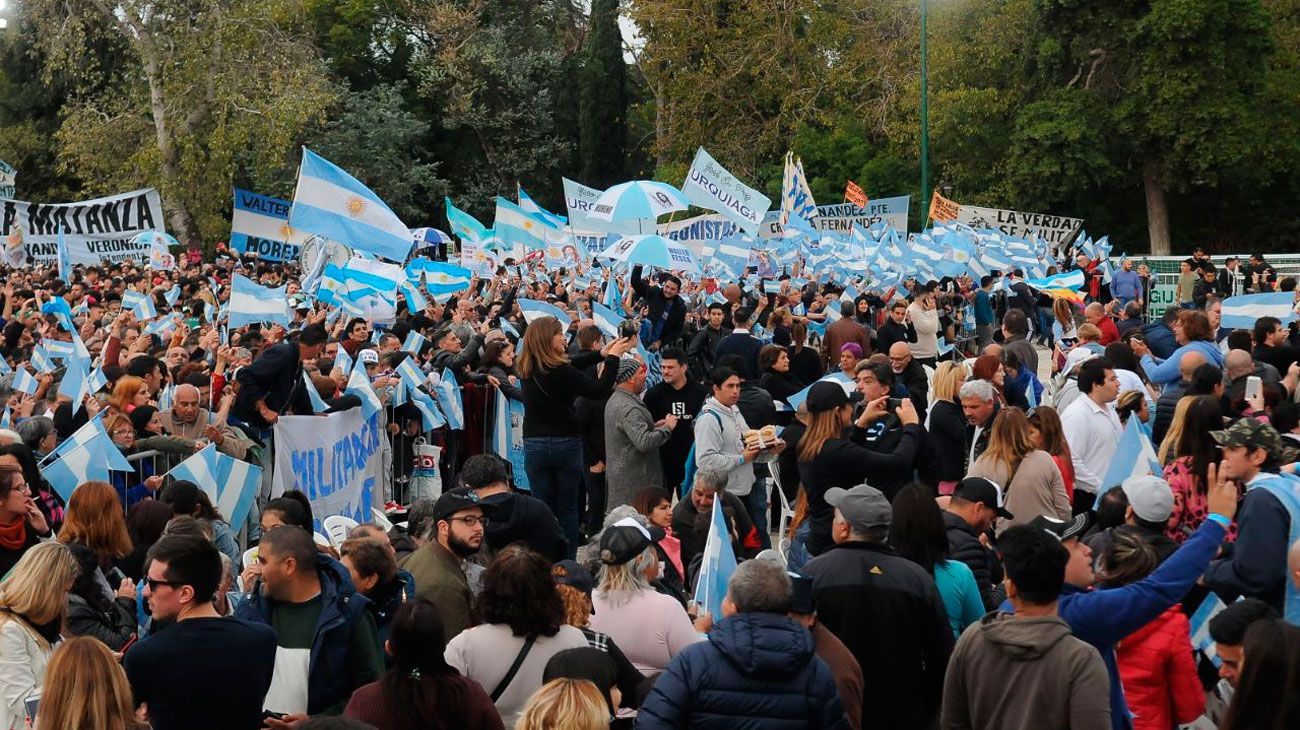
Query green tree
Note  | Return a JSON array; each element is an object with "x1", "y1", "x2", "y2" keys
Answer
[{"x1": 578, "y1": 0, "x2": 628, "y2": 188}]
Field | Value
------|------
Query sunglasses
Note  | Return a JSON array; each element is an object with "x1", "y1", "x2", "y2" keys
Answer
[{"x1": 145, "y1": 578, "x2": 182, "y2": 591}]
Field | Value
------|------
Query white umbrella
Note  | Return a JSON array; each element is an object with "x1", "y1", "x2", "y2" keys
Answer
[
  {"x1": 598, "y1": 235, "x2": 700, "y2": 274},
  {"x1": 589, "y1": 181, "x2": 689, "y2": 229}
]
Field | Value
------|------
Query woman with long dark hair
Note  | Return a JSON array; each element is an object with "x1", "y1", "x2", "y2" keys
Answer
[
  {"x1": 1027, "y1": 407, "x2": 1075, "y2": 503},
  {"x1": 1220, "y1": 619, "x2": 1300, "y2": 730},
  {"x1": 1162, "y1": 396, "x2": 1234, "y2": 543},
  {"x1": 345, "y1": 599, "x2": 504, "y2": 730},
  {"x1": 888, "y1": 484, "x2": 983, "y2": 638},
  {"x1": 0, "y1": 444, "x2": 63, "y2": 534},
  {"x1": 518, "y1": 316, "x2": 634, "y2": 558},
  {"x1": 786, "y1": 320, "x2": 823, "y2": 385},
  {"x1": 477, "y1": 339, "x2": 524, "y2": 402},
  {"x1": 968, "y1": 408, "x2": 1070, "y2": 534},
  {"x1": 64, "y1": 544, "x2": 136, "y2": 652}
]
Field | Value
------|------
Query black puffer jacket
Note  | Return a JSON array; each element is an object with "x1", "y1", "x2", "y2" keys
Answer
[
  {"x1": 920, "y1": 399, "x2": 966, "y2": 486},
  {"x1": 942, "y1": 510, "x2": 1004, "y2": 611}
]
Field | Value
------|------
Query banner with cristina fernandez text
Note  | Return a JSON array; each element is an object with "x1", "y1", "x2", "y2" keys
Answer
[
  {"x1": 273, "y1": 407, "x2": 382, "y2": 533},
  {"x1": 1, "y1": 188, "x2": 166, "y2": 265}
]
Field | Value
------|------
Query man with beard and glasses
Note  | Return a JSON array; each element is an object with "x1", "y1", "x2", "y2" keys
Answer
[{"x1": 398, "y1": 491, "x2": 492, "y2": 640}]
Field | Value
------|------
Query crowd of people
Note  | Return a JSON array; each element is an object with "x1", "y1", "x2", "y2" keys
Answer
[{"x1": 0, "y1": 243, "x2": 1298, "y2": 730}]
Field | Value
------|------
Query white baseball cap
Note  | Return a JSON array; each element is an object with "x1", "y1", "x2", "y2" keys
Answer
[{"x1": 357, "y1": 349, "x2": 380, "y2": 365}]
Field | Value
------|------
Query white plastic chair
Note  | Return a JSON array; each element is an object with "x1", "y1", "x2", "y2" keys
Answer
[
  {"x1": 370, "y1": 508, "x2": 394, "y2": 533},
  {"x1": 323, "y1": 515, "x2": 359, "y2": 548},
  {"x1": 313, "y1": 531, "x2": 331, "y2": 549},
  {"x1": 768, "y1": 462, "x2": 795, "y2": 542}
]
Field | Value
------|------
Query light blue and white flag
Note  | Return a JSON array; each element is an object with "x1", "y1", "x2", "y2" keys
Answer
[
  {"x1": 495, "y1": 196, "x2": 555, "y2": 250},
  {"x1": 57, "y1": 359, "x2": 89, "y2": 404},
  {"x1": 779, "y1": 152, "x2": 818, "y2": 225},
  {"x1": 56, "y1": 226, "x2": 72, "y2": 284},
  {"x1": 166, "y1": 443, "x2": 262, "y2": 529},
  {"x1": 399, "y1": 280, "x2": 428, "y2": 313},
  {"x1": 12, "y1": 366, "x2": 38, "y2": 395},
  {"x1": 0, "y1": 408, "x2": 9, "y2": 429},
  {"x1": 409, "y1": 386, "x2": 446, "y2": 431},
  {"x1": 85, "y1": 367, "x2": 108, "y2": 397},
  {"x1": 41, "y1": 440, "x2": 111, "y2": 501},
  {"x1": 43, "y1": 411, "x2": 108, "y2": 464},
  {"x1": 289, "y1": 148, "x2": 413, "y2": 262},
  {"x1": 1221, "y1": 292, "x2": 1297, "y2": 331},
  {"x1": 29, "y1": 346, "x2": 54, "y2": 374},
  {"x1": 395, "y1": 357, "x2": 428, "y2": 393},
  {"x1": 229, "y1": 188, "x2": 303, "y2": 262},
  {"x1": 491, "y1": 390, "x2": 530, "y2": 491},
  {"x1": 1095, "y1": 417, "x2": 1162, "y2": 507},
  {"x1": 157, "y1": 383, "x2": 176, "y2": 412},
  {"x1": 692, "y1": 500, "x2": 738, "y2": 619},
  {"x1": 683, "y1": 147, "x2": 771, "y2": 236},
  {"x1": 333, "y1": 346, "x2": 354, "y2": 377},
  {"x1": 229, "y1": 274, "x2": 290, "y2": 329},
  {"x1": 41, "y1": 339, "x2": 75, "y2": 361},
  {"x1": 603, "y1": 275, "x2": 625, "y2": 314},
  {"x1": 590, "y1": 301, "x2": 622, "y2": 340},
  {"x1": 432, "y1": 369, "x2": 464, "y2": 430},
  {"x1": 164, "y1": 284, "x2": 181, "y2": 307},
  {"x1": 345, "y1": 365, "x2": 384, "y2": 419},
  {"x1": 303, "y1": 371, "x2": 330, "y2": 414},
  {"x1": 142, "y1": 313, "x2": 180, "y2": 340},
  {"x1": 445, "y1": 197, "x2": 488, "y2": 243},
  {"x1": 402, "y1": 331, "x2": 427, "y2": 355},
  {"x1": 517, "y1": 185, "x2": 567, "y2": 227},
  {"x1": 0, "y1": 356, "x2": 9, "y2": 376},
  {"x1": 518, "y1": 298, "x2": 570, "y2": 326},
  {"x1": 132, "y1": 294, "x2": 158, "y2": 322},
  {"x1": 421, "y1": 261, "x2": 473, "y2": 298}
]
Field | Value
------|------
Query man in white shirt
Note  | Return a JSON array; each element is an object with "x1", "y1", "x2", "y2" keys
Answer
[{"x1": 1060, "y1": 357, "x2": 1123, "y2": 514}]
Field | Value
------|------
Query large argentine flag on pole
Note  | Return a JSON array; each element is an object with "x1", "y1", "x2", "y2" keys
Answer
[
  {"x1": 1220, "y1": 292, "x2": 1297, "y2": 330},
  {"x1": 229, "y1": 274, "x2": 291, "y2": 329},
  {"x1": 692, "y1": 499, "x2": 737, "y2": 619},
  {"x1": 289, "y1": 148, "x2": 414, "y2": 263}
]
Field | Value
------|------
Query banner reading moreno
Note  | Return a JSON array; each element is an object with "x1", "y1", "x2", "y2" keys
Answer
[{"x1": 1, "y1": 189, "x2": 166, "y2": 264}]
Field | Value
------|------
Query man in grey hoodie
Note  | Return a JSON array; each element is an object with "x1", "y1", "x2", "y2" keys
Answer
[
  {"x1": 941, "y1": 524, "x2": 1111, "y2": 730},
  {"x1": 694, "y1": 366, "x2": 763, "y2": 502},
  {"x1": 604, "y1": 358, "x2": 676, "y2": 508}
]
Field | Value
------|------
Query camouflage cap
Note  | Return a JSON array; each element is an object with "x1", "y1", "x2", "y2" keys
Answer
[{"x1": 1210, "y1": 418, "x2": 1300, "y2": 464}]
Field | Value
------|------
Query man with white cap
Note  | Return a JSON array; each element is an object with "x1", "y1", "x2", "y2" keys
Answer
[
  {"x1": 803, "y1": 484, "x2": 953, "y2": 730},
  {"x1": 1083, "y1": 475, "x2": 1179, "y2": 569}
]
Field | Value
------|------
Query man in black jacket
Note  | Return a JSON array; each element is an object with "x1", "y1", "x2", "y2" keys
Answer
[
  {"x1": 713, "y1": 308, "x2": 765, "y2": 379},
  {"x1": 804, "y1": 484, "x2": 954, "y2": 730},
  {"x1": 631, "y1": 264, "x2": 686, "y2": 350},
  {"x1": 232, "y1": 324, "x2": 327, "y2": 430},
  {"x1": 875, "y1": 300, "x2": 913, "y2": 355},
  {"x1": 686, "y1": 303, "x2": 728, "y2": 382},
  {"x1": 453, "y1": 454, "x2": 567, "y2": 562},
  {"x1": 943, "y1": 476, "x2": 1011, "y2": 610}
]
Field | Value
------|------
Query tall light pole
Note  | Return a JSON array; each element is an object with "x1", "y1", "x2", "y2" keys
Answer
[{"x1": 919, "y1": 0, "x2": 930, "y2": 224}]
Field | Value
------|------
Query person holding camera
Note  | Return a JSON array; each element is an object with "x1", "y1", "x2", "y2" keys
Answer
[{"x1": 850, "y1": 361, "x2": 925, "y2": 501}]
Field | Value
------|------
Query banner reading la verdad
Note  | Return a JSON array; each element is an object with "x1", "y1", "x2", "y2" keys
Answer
[{"x1": 1, "y1": 188, "x2": 166, "y2": 265}]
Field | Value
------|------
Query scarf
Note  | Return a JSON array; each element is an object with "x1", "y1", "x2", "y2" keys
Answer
[{"x1": 0, "y1": 516, "x2": 26, "y2": 551}]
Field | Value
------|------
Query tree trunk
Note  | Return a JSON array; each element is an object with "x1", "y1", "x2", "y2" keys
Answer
[
  {"x1": 1143, "y1": 155, "x2": 1171, "y2": 255},
  {"x1": 654, "y1": 81, "x2": 669, "y2": 170},
  {"x1": 139, "y1": 34, "x2": 201, "y2": 246}
]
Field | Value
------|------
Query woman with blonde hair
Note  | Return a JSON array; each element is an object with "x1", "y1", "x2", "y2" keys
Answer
[
  {"x1": 107, "y1": 376, "x2": 150, "y2": 415},
  {"x1": 1157, "y1": 396, "x2": 1194, "y2": 466},
  {"x1": 0, "y1": 542, "x2": 77, "y2": 730},
  {"x1": 34, "y1": 636, "x2": 145, "y2": 730},
  {"x1": 58, "y1": 481, "x2": 134, "y2": 569},
  {"x1": 518, "y1": 315, "x2": 634, "y2": 558},
  {"x1": 922, "y1": 361, "x2": 969, "y2": 493},
  {"x1": 551, "y1": 561, "x2": 646, "y2": 714},
  {"x1": 517, "y1": 678, "x2": 609, "y2": 730},
  {"x1": 968, "y1": 408, "x2": 1070, "y2": 534}
]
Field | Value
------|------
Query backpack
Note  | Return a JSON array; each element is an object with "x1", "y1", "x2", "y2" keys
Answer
[{"x1": 679, "y1": 410, "x2": 722, "y2": 498}]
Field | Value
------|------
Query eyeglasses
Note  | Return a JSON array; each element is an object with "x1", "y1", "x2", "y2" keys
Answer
[
  {"x1": 112, "y1": 428, "x2": 134, "y2": 437},
  {"x1": 449, "y1": 515, "x2": 489, "y2": 528},
  {"x1": 145, "y1": 578, "x2": 182, "y2": 591}
]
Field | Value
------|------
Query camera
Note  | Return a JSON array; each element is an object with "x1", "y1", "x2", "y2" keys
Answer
[{"x1": 886, "y1": 397, "x2": 904, "y2": 411}]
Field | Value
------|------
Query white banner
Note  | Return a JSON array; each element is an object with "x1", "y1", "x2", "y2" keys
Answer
[
  {"x1": 758, "y1": 198, "x2": 911, "y2": 238},
  {"x1": 0, "y1": 188, "x2": 166, "y2": 265},
  {"x1": 955, "y1": 204, "x2": 1083, "y2": 247},
  {"x1": 272, "y1": 407, "x2": 383, "y2": 533},
  {"x1": 683, "y1": 147, "x2": 770, "y2": 236}
]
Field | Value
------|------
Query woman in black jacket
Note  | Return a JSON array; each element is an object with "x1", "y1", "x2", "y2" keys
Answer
[
  {"x1": 919, "y1": 361, "x2": 969, "y2": 493},
  {"x1": 477, "y1": 338, "x2": 523, "y2": 402},
  {"x1": 758, "y1": 344, "x2": 804, "y2": 405},
  {"x1": 786, "y1": 320, "x2": 823, "y2": 386},
  {"x1": 65, "y1": 543, "x2": 137, "y2": 651},
  {"x1": 519, "y1": 315, "x2": 635, "y2": 558},
  {"x1": 797, "y1": 381, "x2": 923, "y2": 556}
]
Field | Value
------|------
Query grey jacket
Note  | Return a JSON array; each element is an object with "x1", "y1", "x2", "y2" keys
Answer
[
  {"x1": 693, "y1": 397, "x2": 754, "y2": 497},
  {"x1": 604, "y1": 388, "x2": 673, "y2": 508}
]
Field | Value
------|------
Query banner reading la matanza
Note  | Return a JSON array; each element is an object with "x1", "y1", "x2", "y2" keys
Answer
[{"x1": 1, "y1": 188, "x2": 166, "y2": 265}]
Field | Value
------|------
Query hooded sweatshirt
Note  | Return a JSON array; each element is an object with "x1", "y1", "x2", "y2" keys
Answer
[
  {"x1": 694, "y1": 396, "x2": 754, "y2": 497},
  {"x1": 941, "y1": 612, "x2": 1111, "y2": 730}
]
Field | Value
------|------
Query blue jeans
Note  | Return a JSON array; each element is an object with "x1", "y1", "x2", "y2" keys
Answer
[
  {"x1": 525, "y1": 436, "x2": 584, "y2": 558},
  {"x1": 744, "y1": 477, "x2": 771, "y2": 550},
  {"x1": 787, "y1": 522, "x2": 812, "y2": 572}
]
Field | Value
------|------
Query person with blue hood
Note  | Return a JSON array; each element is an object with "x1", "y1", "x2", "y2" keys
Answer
[
  {"x1": 234, "y1": 524, "x2": 384, "y2": 726},
  {"x1": 1001, "y1": 469, "x2": 1238, "y2": 730},
  {"x1": 636, "y1": 557, "x2": 849, "y2": 729}
]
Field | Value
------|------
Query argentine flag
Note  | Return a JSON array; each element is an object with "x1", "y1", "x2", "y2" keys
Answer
[
  {"x1": 445, "y1": 197, "x2": 488, "y2": 243},
  {"x1": 41, "y1": 440, "x2": 112, "y2": 501},
  {"x1": 518, "y1": 186, "x2": 567, "y2": 227},
  {"x1": 229, "y1": 274, "x2": 290, "y2": 329},
  {"x1": 11, "y1": 366, "x2": 38, "y2": 395},
  {"x1": 132, "y1": 294, "x2": 159, "y2": 322},
  {"x1": 1221, "y1": 291, "x2": 1297, "y2": 331},
  {"x1": 402, "y1": 331, "x2": 427, "y2": 355},
  {"x1": 399, "y1": 280, "x2": 429, "y2": 313},
  {"x1": 289, "y1": 148, "x2": 414, "y2": 263},
  {"x1": 333, "y1": 346, "x2": 354, "y2": 377},
  {"x1": 166, "y1": 444, "x2": 262, "y2": 529},
  {"x1": 422, "y1": 261, "x2": 473, "y2": 298},
  {"x1": 57, "y1": 360, "x2": 89, "y2": 404},
  {"x1": 518, "y1": 299, "x2": 570, "y2": 326},
  {"x1": 409, "y1": 386, "x2": 446, "y2": 431},
  {"x1": 395, "y1": 357, "x2": 428, "y2": 393},
  {"x1": 1095, "y1": 417, "x2": 1163, "y2": 508},
  {"x1": 590, "y1": 301, "x2": 622, "y2": 340},
  {"x1": 494, "y1": 196, "x2": 554, "y2": 251},
  {"x1": 432, "y1": 369, "x2": 464, "y2": 430},
  {"x1": 0, "y1": 408, "x2": 9, "y2": 429},
  {"x1": 303, "y1": 371, "x2": 330, "y2": 414},
  {"x1": 692, "y1": 502, "x2": 737, "y2": 619},
  {"x1": 344, "y1": 366, "x2": 384, "y2": 419}
]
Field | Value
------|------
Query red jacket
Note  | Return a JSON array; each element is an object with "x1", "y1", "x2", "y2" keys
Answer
[{"x1": 1115, "y1": 605, "x2": 1203, "y2": 730}]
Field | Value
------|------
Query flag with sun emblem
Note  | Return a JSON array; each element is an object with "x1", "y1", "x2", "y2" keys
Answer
[
  {"x1": 289, "y1": 148, "x2": 415, "y2": 263},
  {"x1": 230, "y1": 188, "x2": 307, "y2": 262},
  {"x1": 494, "y1": 196, "x2": 555, "y2": 252}
]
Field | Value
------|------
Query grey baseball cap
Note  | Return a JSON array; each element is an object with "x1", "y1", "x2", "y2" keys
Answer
[
  {"x1": 825, "y1": 484, "x2": 892, "y2": 531},
  {"x1": 1121, "y1": 474, "x2": 1175, "y2": 523}
]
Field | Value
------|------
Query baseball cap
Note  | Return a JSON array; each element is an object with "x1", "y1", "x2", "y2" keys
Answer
[
  {"x1": 553, "y1": 559, "x2": 596, "y2": 596},
  {"x1": 1027, "y1": 513, "x2": 1090, "y2": 543},
  {"x1": 825, "y1": 484, "x2": 891, "y2": 531},
  {"x1": 806, "y1": 381, "x2": 850, "y2": 414},
  {"x1": 953, "y1": 476, "x2": 1014, "y2": 520},
  {"x1": 1121, "y1": 474, "x2": 1174, "y2": 523},
  {"x1": 599, "y1": 517, "x2": 658, "y2": 565},
  {"x1": 432, "y1": 492, "x2": 488, "y2": 523},
  {"x1": 357, "y1": 349, "x2": 379, "y2": 365},
  {"x1": 1211, "y1": 418, "x2": 1300, "y2": 465}
]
